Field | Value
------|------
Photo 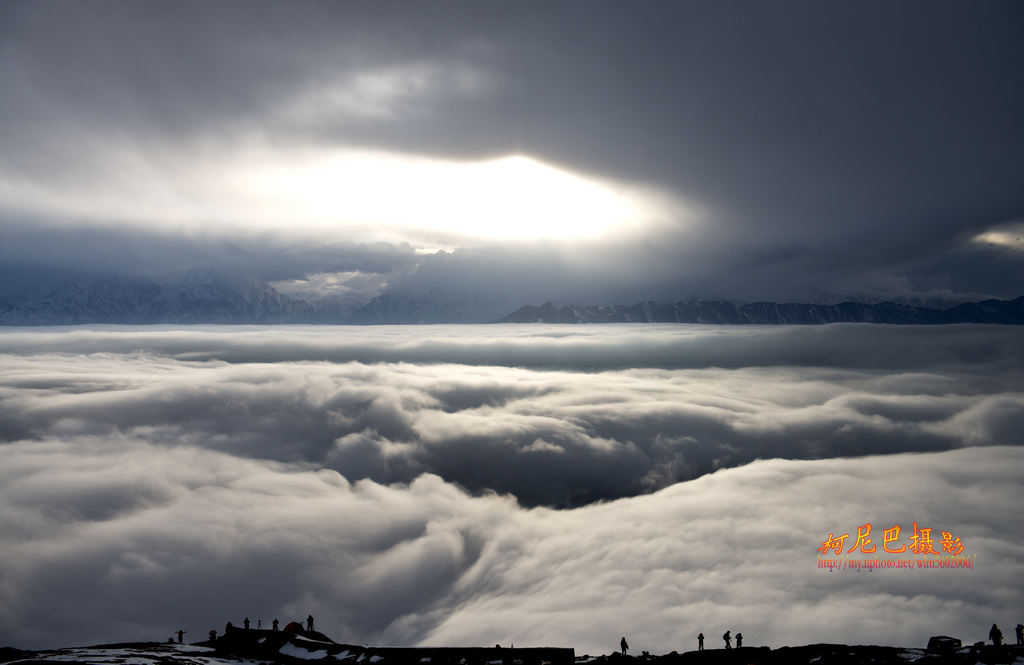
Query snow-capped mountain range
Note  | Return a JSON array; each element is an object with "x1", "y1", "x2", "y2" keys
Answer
[
  {"x1": 1, "y1": 272, "x2": 1022, "y2": 325},
  {"x1": 0, "y1": 273, "x2": 475, "y2": 325},
  {"x1": 496, "y1": 297, "x2": 1024, "y2": 325}
]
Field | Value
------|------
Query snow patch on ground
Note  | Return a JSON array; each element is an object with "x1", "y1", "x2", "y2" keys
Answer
[
  {"x1": 4, "y1": 645, "x2": 255, "y2": 665},
  {"x1": 297, "y1": 637, "x2": 336, "y2": 645},
  {"x1": 173, "y1": 644, "x2": 217, "y2": 653},
  {"x1": 898, "y1": 648, "x2": 925, "y2": 661},
  {"x1": 280, "y1": 643, "x2": 329, "y2": 660}
]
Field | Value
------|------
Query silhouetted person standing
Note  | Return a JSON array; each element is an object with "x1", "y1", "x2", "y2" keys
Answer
[
  {"x1": 1016, "y1": 624, "x2": 1023, "y2": 646},
  {"x1": 273, "y1": 619, "x2": 279, "y2": 631},
  {"x1": 176, "y1": 629, "x2": 186, "y2": 644},
  {"x1": 307, "y1": 615, "x2": 315, "y2": 632},
  {"x1": 990, "y1": 624, "x2": 1003, "y2": 646},
  {"x1": 244, "y1": 618, "x2": 250, "y2": 630},
  {"x1": 723, "y1": 631, "x2": 731, "y2": 649},
  {"x1": 209, "y1": 630, "x2": 216, "y2": 641},
  {"x1": 697, "y1": 633, "x2": 703, "y2": 651},
  {"x1": 736, "y1": 633, "x2": 742, "y2": 648},
  {"x1": 620, "y1": 637, "x2": 628, "y2": 655}
]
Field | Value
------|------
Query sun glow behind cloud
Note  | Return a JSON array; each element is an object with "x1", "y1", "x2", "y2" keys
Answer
[
  {"x1": 235, "y1": 151, "x2": 675, "y2": 242},
  {"x1": 972, "y1": 221, "x2": 1024, "y2": 251},
  {"x1": 0, "y1": 141, "x2": 681, "y2": 246}
]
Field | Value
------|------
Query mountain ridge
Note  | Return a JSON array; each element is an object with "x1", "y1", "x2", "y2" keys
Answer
[
  {"x1": 0, "y1": 274, "x2": 475, "y2": 325},
  {"x1": 1, "y1": 272, "x2": 1022, "y2": 325},
  {"x1": 495, "y1": 297, "x2": 1024, "y2": 325}
]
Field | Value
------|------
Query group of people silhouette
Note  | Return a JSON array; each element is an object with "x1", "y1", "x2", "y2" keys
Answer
[
  {"x1": 175, "y1": 614, "x2": 316, "y2": 645},
  {"x1": 619, "y1": 630, "x2": 743, "y2": 655},
  {"x1": 618, "y1": 622, "x2": 1024, "y2": 654},
  {"x1": 176, "y1": 618, "x2": 1020, "y2": 652},
  {"x1": 694, "y1": 631, "x2": 740, "y2": 651},
  {"x1": 989, "y1": 623, "x2": 1024, "y2": 646}
]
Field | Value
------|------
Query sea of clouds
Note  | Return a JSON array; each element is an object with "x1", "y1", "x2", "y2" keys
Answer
[{"x1": 0, "y1": 324, "x2": 1021, "y2": 652}]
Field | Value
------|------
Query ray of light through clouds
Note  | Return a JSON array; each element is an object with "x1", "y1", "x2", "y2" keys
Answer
[
  {"x1": 1, "y1": 0, "x2": 1024, "y2": 655},
  {"x1": 0, "y1": 140, "x2": 682, "y2": 245},
  {"x1": 232, "y1": 151, "x2": 679, "y2": 243}
]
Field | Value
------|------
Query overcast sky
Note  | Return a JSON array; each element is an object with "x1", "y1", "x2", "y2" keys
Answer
[{"x1": 2, "y1": 1, "x2": 1023, "y2": 307}]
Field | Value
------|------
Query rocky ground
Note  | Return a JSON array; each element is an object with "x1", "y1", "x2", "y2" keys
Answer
[{"x1": 2, "y1": 631, "x2": 1022, "y2": 665}]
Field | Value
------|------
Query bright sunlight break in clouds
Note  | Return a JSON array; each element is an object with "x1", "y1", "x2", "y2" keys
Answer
[
  {"x1": 236, "y1": 151, "x2": 675, "y2": 242},
  {"x1": 1, "y1": 1, "x2": 1022, "y2": 304},
  {"x1": 0, "y1": 144, "x2": 678, "y2": 244}
]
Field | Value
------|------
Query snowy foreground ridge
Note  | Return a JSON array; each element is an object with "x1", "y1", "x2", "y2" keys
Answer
[{"x1": 1, "y1": 631, "x2": 1023, "y2": 665}]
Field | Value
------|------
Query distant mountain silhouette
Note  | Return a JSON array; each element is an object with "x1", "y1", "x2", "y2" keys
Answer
[
  {"x1": 0, "y1": 273, "x2": 477, "y2": 325},
  {"x1": 2, "y1": 271, "x2": 1022, "y2": 325},
  {"x1": 495, "y1": 297, "x2": 1024, "y2": 325}
]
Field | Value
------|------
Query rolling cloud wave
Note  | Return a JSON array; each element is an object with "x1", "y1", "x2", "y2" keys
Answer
[
  {"x1": 0, "y1": 439, "x2": 1019, "y2": 653},
  {"x1": 0, "y1": 325, "x2": 1020, "y2": 507},
  {"x1": 0, "y1": 325, "x2": 1020, "y2": 650}
]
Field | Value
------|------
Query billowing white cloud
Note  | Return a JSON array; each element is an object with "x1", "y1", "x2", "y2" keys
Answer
[
  {"x1": 0, "y1": 325, "x2": 1020, "y2": 507},
  {"x1": 0, "y1": 439, "x2": 1019, "y2": 654},
  {"x1": 0, "y1": 325, "x2": 1020, "y2": 651}
]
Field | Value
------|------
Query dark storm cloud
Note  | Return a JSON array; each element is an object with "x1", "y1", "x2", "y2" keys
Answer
[
  {"x1": 0, "y1": 440, "x2": 1020, "y2": 653},
  {"x1": 1, "y1": 326, "x2": 1021, "y2": 507},
  {"x1": 904, "y1": 223, "x2": 1024, "y2": 303},
  {"x1": 2, "y1": 1, "x2": 1022, "y2": 302}
]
